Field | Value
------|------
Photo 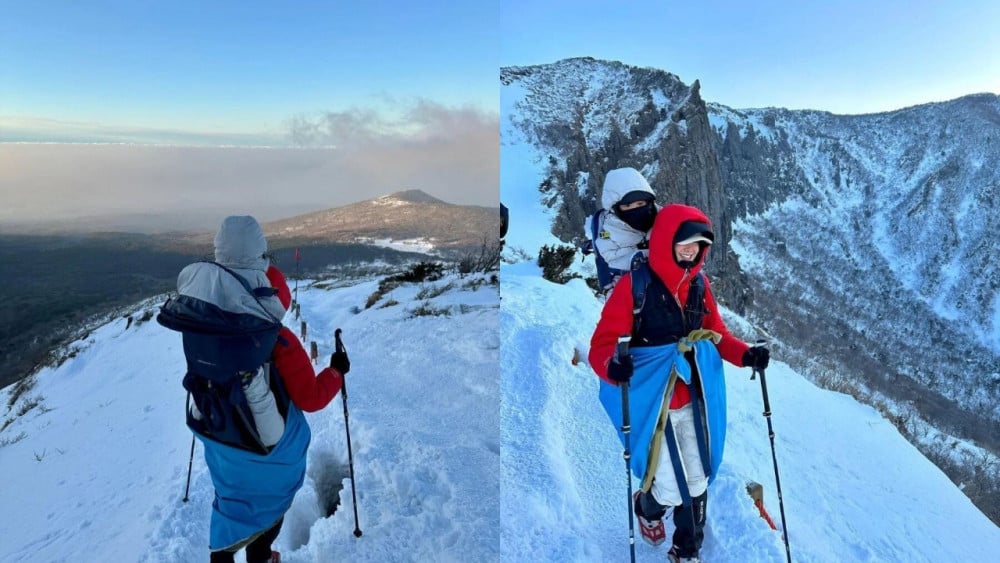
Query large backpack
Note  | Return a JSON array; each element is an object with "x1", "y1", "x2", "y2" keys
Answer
[
  {"x1": 583, "y1": 209, "x2": 628, "y2": 291},
  {"x1": 157, "y1": 261, "x2": 291, "y2": 455}
]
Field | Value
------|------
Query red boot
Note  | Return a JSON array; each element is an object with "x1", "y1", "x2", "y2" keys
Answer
[{"x1": 633, "y1": 491, "x2": 666, "y2": 546}]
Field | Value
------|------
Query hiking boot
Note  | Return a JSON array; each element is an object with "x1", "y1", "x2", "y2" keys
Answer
[
  {"x1": 632, "y1": 491, "x2": 666, "y2": 546},
  {"x1": 667, "y1": 545, "x2": 700, "y2": 563},
  {"x1": 249, "y1": 552, "x2": 280, "y2": 563}
]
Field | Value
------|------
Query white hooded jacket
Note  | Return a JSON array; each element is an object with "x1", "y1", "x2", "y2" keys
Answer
[{"x1": 590, "y1": 167, "x2": 657, "y2": 273}]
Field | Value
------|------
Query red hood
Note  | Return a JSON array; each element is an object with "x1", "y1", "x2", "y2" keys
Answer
[{"x1": 648, "y1": 204, "x2": 713, "y2": 292}]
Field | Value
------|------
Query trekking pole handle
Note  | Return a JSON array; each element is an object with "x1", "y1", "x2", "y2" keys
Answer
[
  {"x1": 614, "y1": 335, "x2": 631, "y2": 364},
  {"x1": 334, "y1": 328, "x2": 350, "y2": 399},
  {"x1": 335, "y1": 328, "x2": 347, "y2": 355},
  {"x1": 750, "y1": 338, "x2": 768, "y2": 380}
]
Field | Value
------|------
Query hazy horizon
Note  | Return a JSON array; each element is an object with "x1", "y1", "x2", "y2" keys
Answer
[
  {"x1": 0, "y1": 186, "x2": 495, "y2": 235},
  {"x1": 0, "y1": 101, "x2": 499, "y2": 235}
]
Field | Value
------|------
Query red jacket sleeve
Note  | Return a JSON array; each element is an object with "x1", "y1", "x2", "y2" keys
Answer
[
  {"x1": 266, "y1": 265, "x2": 292, "y2": 311},
  {"x1": 701, "y1": 278, "x2": 750, "y2": 366},
  {"x1": 273, "y1": 326, "x2": 342, "y2": 412},
  {"x1": 589, "y1": 274, "x2": 636, "y2": 384}
]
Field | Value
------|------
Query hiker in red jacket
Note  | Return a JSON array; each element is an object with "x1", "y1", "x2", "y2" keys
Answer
[{"x1": 590, "y1": 204, "x2": 770, "y2": 563}]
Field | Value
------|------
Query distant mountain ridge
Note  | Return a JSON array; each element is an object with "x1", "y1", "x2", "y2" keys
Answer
[
  {"x1": 262, "y1": 189, "x2": 500, "y2": 253},
  {"x1": 138, "y1": 189, "x2": 499, "y2": 257},
  {"x1": 502, "y1": 57, "x2": 1000, "y2": 524},
  {"x1": 2, "y1": 189, "x2": 500, "y2": 256}
]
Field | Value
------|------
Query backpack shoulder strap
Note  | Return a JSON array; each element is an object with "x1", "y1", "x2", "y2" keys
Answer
[
  {"x1": 629, "y1": 251, "x2": 651, "y2": 335},
  {"x1": 683, "y1": 271, "x2": 709, "y2": 332},
  {"x1": 590, "y1": 209, "x2": 604, "y2": 244},
  {"x1": 204, "y1": 260, "x2": 276, "y2": 298},
  {"x1": 689, "y1": 271, "x2": 706, "y2": 298}
]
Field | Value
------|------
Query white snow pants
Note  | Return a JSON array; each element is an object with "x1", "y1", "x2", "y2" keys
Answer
[{"x1": 650, "y1": 403, "x2": 708, "y2": 507}]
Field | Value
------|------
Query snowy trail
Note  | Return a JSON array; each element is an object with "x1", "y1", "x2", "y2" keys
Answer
[
  {"x1": 1, "y1": 271, "x2": 500, "y2": 562},
  {"x1": 500, "y1": 266, "x2": 1000, "y2": 562},
  {"x1": 501, "y1": 264, "x2": 610, "y2": 561}
]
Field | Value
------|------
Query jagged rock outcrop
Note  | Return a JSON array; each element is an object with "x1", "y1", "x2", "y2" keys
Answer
[{"x1": 502, "y1": 58, "x2": 752, "y2": 310}]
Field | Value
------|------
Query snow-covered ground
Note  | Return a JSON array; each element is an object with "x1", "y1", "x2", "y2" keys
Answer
[
  {"x1": 500, "y1": 263, "x2": 1000, "y2": 563},
  {"x1": 0, "y1": 270, "x2": 499, "y2": 562},
  {"x1": 354, "y1": 236, "x2": 440, "y2": 256}
]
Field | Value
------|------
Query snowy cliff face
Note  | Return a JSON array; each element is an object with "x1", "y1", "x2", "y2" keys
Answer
[
  {"x1": 715, "y1": 96, "x2": 1000, "y2": 425},
  {"x1": 501, "y1": 57, "x2": 1000, "y2": 523},
  {"x1": 713, "y1": 96, "x2": 1000, "y2": 348}
]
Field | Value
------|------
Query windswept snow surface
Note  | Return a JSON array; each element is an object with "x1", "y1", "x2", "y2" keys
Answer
[
  {"x1": 499, "y1": 266, "x2": 1000, "y2": 562},
  {"x1": 0, "y1": 272, "x2": 499, "y2": 562}
]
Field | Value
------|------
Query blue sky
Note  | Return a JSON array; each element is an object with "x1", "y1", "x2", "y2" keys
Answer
[
  {"x1": 1, "y1": 1, "x2": 498, "y2": 144},
  {"x1": 501, "y1": 0, "x2": 1000, "y2": 114}
]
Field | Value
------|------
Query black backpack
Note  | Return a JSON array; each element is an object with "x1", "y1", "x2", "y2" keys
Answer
[{"x1": 157, "y1": 262, "x2": 291, "y2": 454}]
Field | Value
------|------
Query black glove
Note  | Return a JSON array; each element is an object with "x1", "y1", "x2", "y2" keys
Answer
[
  {"x1": 607, "y1": 353, "x2": 634, "y2": 384},
  {"x1": 742, "y1": 346, "x2": 770, "y2": 370},
  {"x1": 330, "y1": 350, "x2": 350, "y2": 375}
]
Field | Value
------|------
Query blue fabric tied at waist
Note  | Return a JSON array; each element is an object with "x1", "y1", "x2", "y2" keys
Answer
[
  {"x1": 198, "y1": 404, "x2": 311, "y2": 550},
  {"x1": 599, "y1": 339, "x2": 727, "y2": 484}
]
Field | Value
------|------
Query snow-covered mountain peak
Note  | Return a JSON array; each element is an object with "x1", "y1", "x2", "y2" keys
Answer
[
  {"x1": 502, "y1": 57, "x2": 693, "y2": 155},
  {"x1": 373, "y1": 189, "x2": 447, "y2": 206}
]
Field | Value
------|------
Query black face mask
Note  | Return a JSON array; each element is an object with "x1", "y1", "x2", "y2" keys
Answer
[
  {"x1": 675, "y1": 251, "x2": 701, "y2": 270},
  {"x1": 617, "y1": 203, "x2": 657, "y2": 232}
]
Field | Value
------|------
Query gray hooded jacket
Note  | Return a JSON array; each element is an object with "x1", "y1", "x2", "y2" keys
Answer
[
  {"x1": 177, "y1": 215, "x2": 286, "y2": 448},
  {"x1": 177, "y1": 216, "x2": 286, "y2": 322}
]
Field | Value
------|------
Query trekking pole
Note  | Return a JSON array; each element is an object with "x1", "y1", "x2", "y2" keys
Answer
[
  {"x1": 182, "y1": 433, "x2": 195, "y2": 502},
  {"x1": 335, "y1": 329, "x2": 363, "y2": 538},
  {"x1": 750, "y1": 339, "x2": 791, "y2": 563},
  {"x1": 616, "y1": 335, "x2": 636, "y2": 563},
  {"x1": 181, "y1": 393, "x2": 196, "y2": 503}
]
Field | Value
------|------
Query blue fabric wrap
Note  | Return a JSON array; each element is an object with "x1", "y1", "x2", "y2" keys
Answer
[
  {"x1": 198, "y1": 404, "x2": 311, "y2": 550},
  {"x1": 599, "y1": 340, "x2": 727, "y2": 484}
]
